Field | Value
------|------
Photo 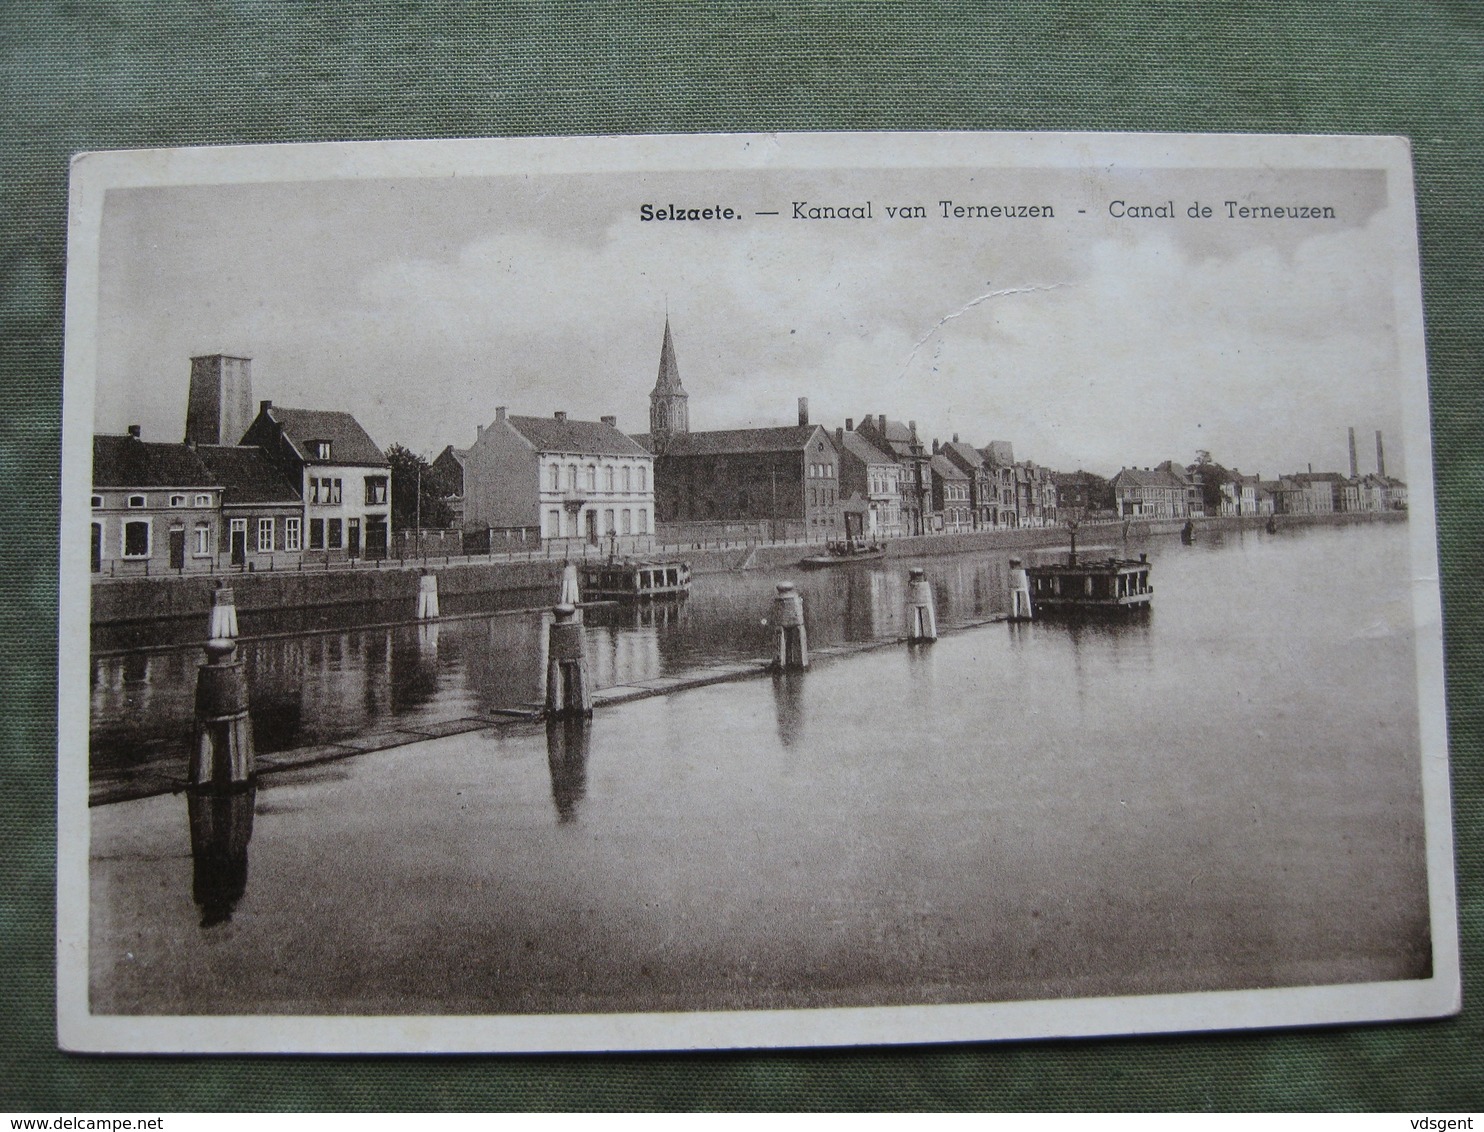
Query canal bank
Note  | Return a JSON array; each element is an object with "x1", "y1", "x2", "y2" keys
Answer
[{"x1": 89, "y1": 510, "x2": 1402, "y2": 627}]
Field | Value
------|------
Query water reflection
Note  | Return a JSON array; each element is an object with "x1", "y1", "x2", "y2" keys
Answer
[
  {"x1": 92, "y1": 550, "x2": 1152, "y2": 776},
  {"x1": 545, "y1": 716, "x2": 591, "y2": 823},
  {"x1": 187, "y1": 784, "x2": 256, "y2": 928},
  {"x1": 771, "y1": 671, "x2": 806, "y2": 748}
]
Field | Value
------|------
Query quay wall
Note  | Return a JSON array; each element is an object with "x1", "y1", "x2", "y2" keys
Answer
[{"x1": 90, "y1": 509, "x2": 1403, "y2": 626}]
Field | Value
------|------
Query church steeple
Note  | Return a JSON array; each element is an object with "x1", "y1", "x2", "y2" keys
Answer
[{"x1": 649, "y1": 316, "x2": 689, "y2": 445}]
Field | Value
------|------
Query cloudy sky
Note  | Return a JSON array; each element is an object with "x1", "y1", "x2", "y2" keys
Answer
[{"x1": 93, "y1": 160, "x2": 1407, "y2": 478}]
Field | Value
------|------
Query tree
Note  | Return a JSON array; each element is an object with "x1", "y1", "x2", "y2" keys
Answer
[
  {"x1": 1190, "y1": 451, "x2": 1236, "y2": 515},
  {"x1": 385, "y1": 444, "x2": 452, "y2": 530}
]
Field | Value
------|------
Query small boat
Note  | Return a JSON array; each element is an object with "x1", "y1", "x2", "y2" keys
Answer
[
  {"x1": 580, "y1": 558, "x2": 691, "y2": 600},
  {"x1": 1025, "y1": 551, "x2": 1153, "y2": 617},
  {"x1": 799, "y1": 538, "x2": 887, "y2": 568}
]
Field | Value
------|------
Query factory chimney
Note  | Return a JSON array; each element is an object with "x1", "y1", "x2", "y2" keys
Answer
[
  {"x1": 1348, "y1": 427, "x2": 1358, "y2": 479},
  {"x1": 1376, "y1": 430, "x2": 1386, "y2": 478}
]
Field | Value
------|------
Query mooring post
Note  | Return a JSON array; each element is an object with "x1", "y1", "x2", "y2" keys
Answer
[
  {"x1": 558, "y1": 560, "x2": 582, "y2": 621},
  {"x1": 772, "y1": 581, "x2": 809, "y2": 671},
  {"x1": 191, "y1": 589, "x2": 254, "y2": 788},
  {"x1": 208, "y1": 584, "x2": 239, "y2": 641},
  {"x1": 1007, "y1": 556, "x2": 1033, "y2": 622},
  {"x1": 905, "y1": 567, "x2": 938, "y2": 643},
  {"x1": 545, "y1": 602, "x2": 592, "y2": 718},
  {"x1": 416, "y1": 570, "x2": 440, "y2": 620}
]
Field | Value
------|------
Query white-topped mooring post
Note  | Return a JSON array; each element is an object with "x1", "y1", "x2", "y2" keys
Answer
[
  {"x1": 772, "y1": 581, "x2": 808, "y2": 671},
  {"x1": 416, "y1": 570, "x2": 440, "y2": 620},
  {"x1": 192, "y1": 592, "x2": 254, "y2": 787},
  {"x1": 545, "y1": 602, "x2": 592, "y2": 718},
  {"x1": 905, "y1": 567, "x2": 938, "y2": 643},
  {"x1": 1007, "y1": 556, "x2": 1033, "y2": 622},
  {"x1": 208, "y1": 585, "x2": 239, "y2": 641},
  {"x1": 558, "y1": 561, "x2": 582, "y2": 621}
]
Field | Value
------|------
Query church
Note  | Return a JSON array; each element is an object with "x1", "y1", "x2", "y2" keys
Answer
[{"x1": 634, "y1": 320, "x2": 843, "y2": 542}]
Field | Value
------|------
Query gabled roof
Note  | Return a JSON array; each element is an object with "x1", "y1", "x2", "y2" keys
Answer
[
  {"x1": 1112, "y1": 466, "x2": 1188, "y2": 489},
  {"x1": 855, "y1": 415, "x2": 921, "y2": 460},
  {"x1": 940, "y1": 440, "x2": 986, "y2": 472},
  {"x1": 652, "y1": 318, "x2": 686, "y2": 396},
  {"x1": 506, "y1": 415, "x2": 651, "y2": 458},
  {"x1": 929, "y1": 453, "x2": 969, "y2": 480},
  {"x1": 196, "y1": 445, "x2": 302, "y2": 504},
  {"x1": 433, "y1": 444, "x2": 469, "y2": 467},
  {"x1": 649, "y1": 424, "x2": 829, "y2": 457},
  {"x1": 1291, "y1": 471, "x2": 1347, "y2": 485},
  {"x1": 980, "y1": 440, "x2": 1015, "y2": 467},
  {"x1": 836, "y1": 429, "x2": 896, "y2": 465},
  {"x1": 93, "y1": 435, "x2": 216, "y2": 489},
  {"x1": 266, "y1": 407, "x2": 388, "y2": 467}
]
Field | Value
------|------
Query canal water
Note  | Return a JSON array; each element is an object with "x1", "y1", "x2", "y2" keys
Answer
[{"x1": 90, "y1": 521, "x2": 1432, "y2": 1016}]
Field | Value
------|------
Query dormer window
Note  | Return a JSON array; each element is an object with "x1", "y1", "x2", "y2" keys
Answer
[
  {"x1": 127, "y1": 494, "x2": 147, "y2": 509},
  {"x1": 169, "y1": 494, "x2": 187, "y2": 507},
  {"x1": 313, "y1": 440, "x2": 332, "y2": 460}
]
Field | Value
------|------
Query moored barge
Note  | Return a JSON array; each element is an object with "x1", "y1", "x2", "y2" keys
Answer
[
  {"x1": 1026, "y1": 551, "x2": 1153, "y2": 617},
  {"x1": 580, "y1": 559, "x2": 691, "y2": 600}
]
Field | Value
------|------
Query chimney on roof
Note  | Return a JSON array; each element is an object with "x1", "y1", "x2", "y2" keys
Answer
[
  {"x1": 878, "y1": 414, "x2": 886, "y2": 433},
  {"x1": 1376, "y1": 430, "x2": 1386, "y2": 477},
  {"x1": 932, "y1": 438, "x2": 941, "y2": 455},
  {"x1": 476, "y1": 423, "x2": 484, "y2": 439},
  {"x1": 835, "y1": 426, "x2": 844, "y2": 445},
  {"x1": 495, "y1": 406, "x2": 506, "y2": 422},
  {"x1": 1348, "y1": 427, "x2": 1358, "y2": 479},
  {"x1": 797, "y1": 397, "x2": 809, "y2": 427},
  {"x1": 952, "y1": 432, "x2": 960, "y2": 444},
  {"x1": 909, "y1": 420, "x2": 918, "y2": 439},
  {"x1": 845, "y1": 417, "x2": 854, "y2": 431},
  {"x1": 554, "y1": 411, "x2": 567, "y2": 423},
  {"x1": 601, "y1": 415, "x2": 617, "y2": 428},
  {"x1": 259, "y1": 400, "x2": 272, "y2": 414},
  {"x1": 127, "y1": 424, "x2": 141, "y2": 439},
  {"x1": 1308, "y1": 462, "x2": 1313, "y2": 474}
]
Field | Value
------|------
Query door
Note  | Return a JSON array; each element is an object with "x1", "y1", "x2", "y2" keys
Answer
[
  {"x1": 90, "y1": 523, "x2": 102, "y2": 573},
  {"x1": 348, "y1": 517, "x2": 361, "y2": 559},
  {"x1": 169, "y1": 526, "x2": 186, "y2": 570},
  {"x1": 230, "y1": 519, "x2": 247, "y2": 566}
]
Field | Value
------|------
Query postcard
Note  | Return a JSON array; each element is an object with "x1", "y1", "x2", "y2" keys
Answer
[{"x1": 57, "y1": 131, "x2": 1459, "y2": 1052}]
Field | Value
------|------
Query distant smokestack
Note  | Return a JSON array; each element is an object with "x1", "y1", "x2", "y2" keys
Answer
[
  {"x1": 845, "y1": 417, "x2": 854, "y2": 431},
  {"x1": 1348, "y1": 427, "x2": 1358, "y2": 479},
  {"x1": 1376, "y1": 430, "x2": 1385, "y2": 477},
  {"x1": 601, "y1": 415, "x2": 617, "y2": 428},
  {"x1": 797, "y1": 397, "x2": 809, "y2": 427}
]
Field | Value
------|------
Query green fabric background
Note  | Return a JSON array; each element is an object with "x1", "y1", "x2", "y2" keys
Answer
[{"x1": 2, "y1": 1, "x2": 1480, "y2": 1111}]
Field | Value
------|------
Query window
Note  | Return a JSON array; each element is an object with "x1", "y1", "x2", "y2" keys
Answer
[
  {"x1": 622, "y1": 467, "x2": 632, "y2": 493},
  {"x1": 309, "y1": 518, "x2": 325, "y2": 549},
  {"x1": 604, "y1": 466, "x2": 615, "y2": 492},
  {"x1": 550, "y1": 464, "x2": 561, "y2": 491},
  {"x1": 637, "y1": 508, "x2": 648, "y2": 534},
  {"x1": 91, "y1": 494, "x2": 103, "y2": 508},
  {"x1": 193, "y1": 522, "x2": 211, "y2": 556},
  {"x1": 567, "y1": 464, "x2": 578, "y2": 491},
  {"x1": 364, "y1": 477, "x2": 387, "y2": 505},
  {"x1": 284, "y1": 517, "x2": 302, "y2": 551},
  {"x1": 313, "y1": 440, "x2": 332, "y2": 460},
  {"x1": 258, "y1": 517, "x2": 274, "y2": 552},
  {"x1": 547, "y1": 509, "x2": 561, "y2": 538},
  {"x1": 122, "y1": 519, "x2": 150, "y2": 558},
  {"x1": 637, "y1": 466, "x2": 647, "y2": 492},
  {"x1": 586, "y1": 465, "x2": 596, "y2": 491},
  {"x1": 127, "y1": 494, "x2": 146, "y2": 509},
  {"x1": 604, "y1": 509, "x2": 615, "y2": 535},
  {"x1": 195, "y1": 493, "x2": 212, "y2": 507},
  {"x1": 329, "y1": 478, "x2": 342, "y2": 504},
  {"x1": 328, "y1": 519, "x2": 343, "y2": 550},
  {"x1": 169, "y1": 494, "x2": 187, "y2": 507},
  {"x1": 621, "y1": 509, "x2": 632, "y2": 535}
]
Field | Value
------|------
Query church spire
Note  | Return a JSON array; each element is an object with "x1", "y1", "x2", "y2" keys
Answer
[{"x1": 649, "y1": 316, "x2": 689, "y2": 445}]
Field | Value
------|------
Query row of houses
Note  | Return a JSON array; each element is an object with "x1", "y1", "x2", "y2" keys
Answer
[
  {"x1": 1104, "y1": 459, "x2": 1406, "y2": 522},
  {"x1": 434, "y1": 320, "x2": 1061, "y2": 544},
  {"x1": 92, "y1": 355, "x2": 392, "y2": 575}
]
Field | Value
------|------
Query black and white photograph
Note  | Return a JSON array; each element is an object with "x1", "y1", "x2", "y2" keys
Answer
[{"x1": 57, "y1": 132, "x2": 1458, "y2": 1053}]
